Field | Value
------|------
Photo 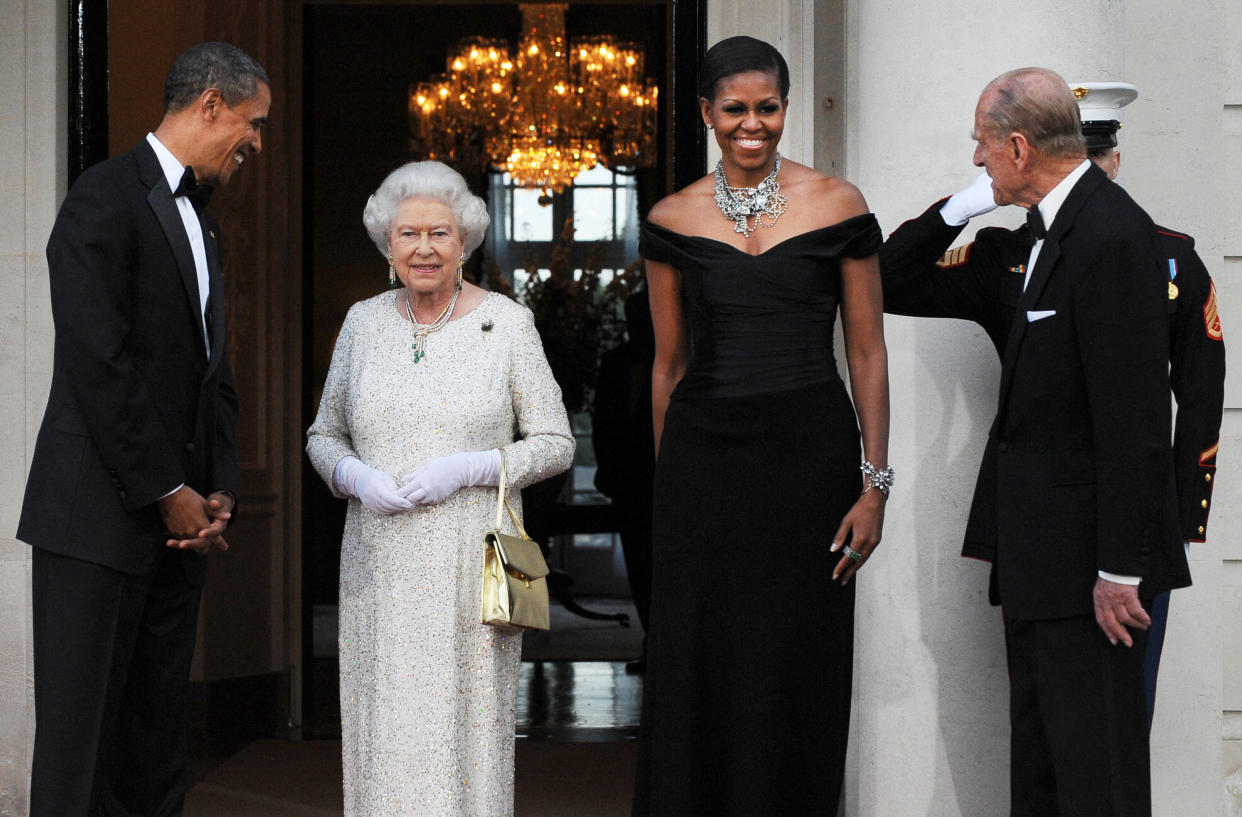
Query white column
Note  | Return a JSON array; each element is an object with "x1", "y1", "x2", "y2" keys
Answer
[
  {"x1": 839, "y1": 0, "x2": 1230, "y2": 813},
  {"x1": 844, "y1": 9, "x2": 1128, "y2": 817},
  {"x1": 1122, "y1": 0, "x2": 1237, "y2": 812},
  {"x1": 0, "y1": 0, "x2": 64, "y2": 810}
]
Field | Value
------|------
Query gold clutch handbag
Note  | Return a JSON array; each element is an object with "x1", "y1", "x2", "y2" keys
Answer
[{"x1": 481, "y1": 454, "x2": 551, "y2": 631}]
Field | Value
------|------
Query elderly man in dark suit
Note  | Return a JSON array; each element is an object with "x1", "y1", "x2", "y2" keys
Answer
[
  {"x1": 921, "y1": 68, "x2": 1187, "y2": 816},
  {"x1": 880, "y1": 81, "x2": 1224, "y2": 737},
  {"x1": 18, "y1": 42, "x2": 268, "y2": 817}
]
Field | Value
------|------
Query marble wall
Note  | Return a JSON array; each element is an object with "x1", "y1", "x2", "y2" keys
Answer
[{"x1": 0, "y1": 1, "x2": 63, "y2": 813}]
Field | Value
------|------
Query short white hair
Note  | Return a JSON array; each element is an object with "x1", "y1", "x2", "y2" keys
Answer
[{"x1": 362, "y1": 161, "x2": 490, "y2": 259}]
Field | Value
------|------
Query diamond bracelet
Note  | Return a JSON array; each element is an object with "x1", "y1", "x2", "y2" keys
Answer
[{"x1": 860, "y1": 461, "x2": 895, "y2": 496}]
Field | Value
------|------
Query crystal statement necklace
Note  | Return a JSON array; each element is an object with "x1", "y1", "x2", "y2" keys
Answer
[
  {"x1": 403, "y1": 283, "x2": 460, "y2": 363},
  {"x1": 713, "y1": 153, "x2": 788, "y2": 237}
]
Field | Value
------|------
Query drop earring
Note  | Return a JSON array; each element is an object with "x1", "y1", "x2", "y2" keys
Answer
[{"x1": 388, "y1": 256, "x2": 398, "y2": 289}]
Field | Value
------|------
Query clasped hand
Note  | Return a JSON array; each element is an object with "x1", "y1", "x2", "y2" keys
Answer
[
  {"x1": 338, "y1": 451, "x2": 501, "y2": 515},
  {"x1": 160, "y1": 486, "x2": 233, "y2": 554}
]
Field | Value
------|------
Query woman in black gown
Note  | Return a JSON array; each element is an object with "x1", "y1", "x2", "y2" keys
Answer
[{"x1": 633, "y1": 37, "x2": 891, "y2": 816}]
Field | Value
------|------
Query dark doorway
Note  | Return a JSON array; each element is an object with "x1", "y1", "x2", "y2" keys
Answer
[{"x1": 299, "y1": 0, "x2": 703, "y2": 735}]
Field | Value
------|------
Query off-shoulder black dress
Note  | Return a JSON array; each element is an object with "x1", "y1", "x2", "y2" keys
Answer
[{"x1": 633, "y1": 214, "x2": 883, "y2": 817}]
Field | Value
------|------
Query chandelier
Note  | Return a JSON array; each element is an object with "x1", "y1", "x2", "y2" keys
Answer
[{"x1": 409, "y1": 3, "x2": 659, "y2": 193}]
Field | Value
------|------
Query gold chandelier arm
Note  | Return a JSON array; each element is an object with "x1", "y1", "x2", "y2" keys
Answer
[{"x1": 408, "y1": 2, "x2": 659, "y2": 193}]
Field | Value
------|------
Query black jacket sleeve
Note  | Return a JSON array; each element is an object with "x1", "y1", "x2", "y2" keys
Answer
[{"x1": 1159, "y1": 228, "x2": 1225, "y2": 542}]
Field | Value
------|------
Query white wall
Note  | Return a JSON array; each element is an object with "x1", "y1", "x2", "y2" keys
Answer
[
  {"x1": 1119, "y1": 3, "x2": 1238, "y2": 813},
  {"x1": 0, "y1": 0, "x2": 63, "y2": 813}
]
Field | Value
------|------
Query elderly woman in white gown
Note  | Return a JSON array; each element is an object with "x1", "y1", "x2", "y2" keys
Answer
[{"x1": 306, "y1": 160, "x2": 574, "y2": 817}]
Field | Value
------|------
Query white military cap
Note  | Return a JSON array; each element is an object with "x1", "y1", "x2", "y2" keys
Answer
[{"x1": 1068, "y1": 81, "x2": 1139, "y2": 151}]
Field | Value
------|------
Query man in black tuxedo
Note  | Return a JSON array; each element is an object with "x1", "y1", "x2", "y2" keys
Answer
[
  {"x1": 927, "y1": 68, "x2": 1188, "y2": 816},
  {"x1": 18, "y1": 42, "x2": 269, "y2": 816},
  {"x1": 880, "y1": 81, "x2": 1224, "y2": 736}
]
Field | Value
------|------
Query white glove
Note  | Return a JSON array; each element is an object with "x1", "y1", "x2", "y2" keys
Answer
[
  {"x1": 334, "y1": 456, "x2": 412, "y2": 515},
  {"x1": 939, "y1": 172, "x2": 997, "y2": 226},
  {"x1": 400, "y1": 449, "x2": 503, "y2": 506}
]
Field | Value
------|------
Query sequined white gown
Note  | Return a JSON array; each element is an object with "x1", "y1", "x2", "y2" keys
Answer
[{"x1": 306, "y1": 290, "x2": 574, "y2": 817}]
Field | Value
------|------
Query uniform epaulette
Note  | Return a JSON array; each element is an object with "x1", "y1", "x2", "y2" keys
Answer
[
  {"x1": 1156, "y1": 226, "x2": 1195, "y2": 250},
  {"x1": 1156, "y1": 225, "x2": 1191, "y2": 241}
]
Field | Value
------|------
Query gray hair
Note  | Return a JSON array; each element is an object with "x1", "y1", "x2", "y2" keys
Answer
[
  {"x1": 164, "y1": 42, "x2": 269, "y2": 113},
  {"x1": 980, "y1": 67, "x2": 1086, "y2": 160},
  {"x1": 362, "y1": 161, "x2": 490, "y2": 259}
]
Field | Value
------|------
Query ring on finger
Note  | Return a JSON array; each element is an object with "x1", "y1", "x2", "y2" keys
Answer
[{"x1": 842, "y1": 545, "x2": 862, "y2": 562}]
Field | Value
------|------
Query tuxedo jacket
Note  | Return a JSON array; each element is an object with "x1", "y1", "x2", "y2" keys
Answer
[
  {"x1": 18, "y1": 140, "x2": 239, "y2": 585},
  {"x1": 880, "y1": 165, "x2": 1192, "y2": 619},
  {"x1": 881, "y1": 186, "x2": 1225, "y2": 547}
]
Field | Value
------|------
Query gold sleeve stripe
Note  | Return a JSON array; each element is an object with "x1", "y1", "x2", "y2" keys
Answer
[
  {"x1": 1204, "y1": 279, "x2": 1223, "y2": 341},
  {"x1": 935, "y1": 244, "x2": 973, "y2": 269},
  {"x1": 1199, "y1": 440, "x2": 1219, "y2": 467}
]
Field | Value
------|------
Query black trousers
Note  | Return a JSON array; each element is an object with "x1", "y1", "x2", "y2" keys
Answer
[
  {"x1": 31, "y1": 547, "x2": 202, "y2": 817},
  {"x1": 1005, "y1": 612, "x2": 1151, "y2": 817}
]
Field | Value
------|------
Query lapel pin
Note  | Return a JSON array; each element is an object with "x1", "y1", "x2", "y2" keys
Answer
[{"x1": 481, "y1": 319, "x2": 494, "y2": 332}]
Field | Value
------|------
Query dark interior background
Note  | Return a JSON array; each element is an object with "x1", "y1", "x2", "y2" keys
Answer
[{"x1": 302, "y1": 2, "x2": 670, "y2": 612}]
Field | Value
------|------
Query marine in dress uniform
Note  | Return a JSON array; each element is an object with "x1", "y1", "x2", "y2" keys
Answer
[{"x1": 880, "y1": 81, "x2": 1225, "y2": 732}]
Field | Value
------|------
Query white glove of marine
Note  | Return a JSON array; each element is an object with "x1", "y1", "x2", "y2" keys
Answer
[
  {"x1": 334, "y1": 456, "x2": 412, "y2": 515},
  {"x1": 400, "y1": 449, "x2": 503, "y2": 506},
  {"x1": 939, "y1": 172, "x2": 997, "y2": 227}
]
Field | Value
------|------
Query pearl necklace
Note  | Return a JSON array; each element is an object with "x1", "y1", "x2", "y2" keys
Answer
[
  {"x1": 713, "y1": 153, "x2": 788, "y2": 237},
  {"x1": 403, "y1": 283, "x2": 460, "y2": 363}
]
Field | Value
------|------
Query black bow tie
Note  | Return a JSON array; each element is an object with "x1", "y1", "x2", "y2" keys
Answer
[
  {"x1": 173, "y1": 166, "x2": 213, "y2": 211},
  {"x1": 1026, "y1": 206, "x2": 1047, "y2": 241}
]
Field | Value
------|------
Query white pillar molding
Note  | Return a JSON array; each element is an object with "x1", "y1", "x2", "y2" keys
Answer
[
  {"x1": 1120, "y1": 1, "x2": 1236, "y2": 813},
  {"x1": 840, "y1": 0, "x2": 1229, "y2": 814},
  {"x1": 0, "y1": 0, "x2": 63, "y2": 812},
  {"x1": 706, "y1": 0, "x2": 817, "y2": 170}
]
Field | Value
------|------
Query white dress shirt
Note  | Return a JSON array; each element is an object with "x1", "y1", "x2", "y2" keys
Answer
[
  {"x1": 1023, "y1": 159, "x2": 1090, "y2": 292},
  {"x1": 145, "y1": 132, "x2": 211, "y2": 359}
]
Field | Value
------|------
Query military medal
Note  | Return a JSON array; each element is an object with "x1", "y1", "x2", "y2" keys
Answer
[
  {"x1": 1168, "y1": 281, "x2": 1179, "y2": 300},
  {"x1": 1168, "y1": 258, "x2": 1179, "y2": 300}
]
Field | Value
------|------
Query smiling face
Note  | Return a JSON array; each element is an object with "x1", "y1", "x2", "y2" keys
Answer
[
  {"x1": 195, "y1": 82, "x2": 271, "y2": 187},
  {"x1": 387, "y1": 197, "x2": 465, "y2": 303},
  {"x1": 701, "y1": 70, "x2": 787, "y2": 182}
]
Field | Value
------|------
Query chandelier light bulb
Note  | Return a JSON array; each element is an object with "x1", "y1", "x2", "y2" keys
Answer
[{"x1": 409, "y1": 3, "x2": 659, "y2": 193}]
